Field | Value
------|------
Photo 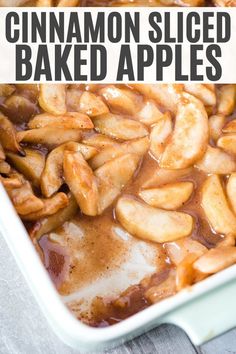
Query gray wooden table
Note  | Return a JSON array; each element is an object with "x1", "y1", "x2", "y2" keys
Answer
[{"x1": 1, "y1": 236, "x2": 236, "y2": 354}]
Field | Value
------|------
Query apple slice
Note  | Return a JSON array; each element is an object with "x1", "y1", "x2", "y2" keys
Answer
[
  {"x1": 217, "y1": 134, "x2": 236, "y2": 155},
  {"x1": 160, "y1": 93, "x2": 208, "y2": 169},
  {"x1": 39, "y1": 84, "x2": 66, "y2": 115},
  {"x1": 22, "y1": 193, "x2": 68, "y2": 221},
  {"x1": 139, "y1": 182, "x2": 193, "y2": 210},
  {"x1": 63, "y1": 151, "x2": 99, "y2": 216},
  {"x1": 17, "y1": 128, "x2": 81, "y2": 148},
  {"x1": 41, "y1": 142, "x2": 97, "y2": 197},
  {"x1": 193, "y1": 247, "x2": 236, "y2": 274},
  {"x1": 184, "y1": 84, "x2": 216, "y2": 106},
  {"x1": 196, "y1": 145, "x2": 236, "y2": 174},
  {"x1": 131, "y1": 84, "x2": 183, "y2": 113},
  {"x1": 93, "y1": 113, "x2": 148, "y2": 140},
  {"x1": 28, "y1": 112, "x2": 93, "y2": 130},
  {"x1": 201, "y1": 175, "x2": 236, "y2": 235},
  {"x1": 226, "y1": 173, "x2": 236, "y2": 215},
  {"x1": 95, "y1": 154, "x2": 140, "y2": 214},
  {"x1": 166, "y1": 237, "x2": 207, "y2": 266},
  {"x1": 150, "y1": 113, "x2": 172, "y2": 161},
  {"x1": 78, "y1": 91, "x2": 109, "y2": 117},
  {"x1": 90, "y1": 137, "x2": 149, "y2": 169},
  {"x1": 116, "y1": 197, "x2": 193, "y2": 243},
  {"x1": 217, "y1": 84, "x2": 236, "y2": 116}
]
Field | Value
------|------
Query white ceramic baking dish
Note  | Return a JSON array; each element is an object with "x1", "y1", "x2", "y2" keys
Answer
[{"x1": 1, "y1": 182, "x2": 236, "y2": 351}]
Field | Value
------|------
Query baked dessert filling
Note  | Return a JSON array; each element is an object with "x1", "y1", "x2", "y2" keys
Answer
[{"x1": 0, "y1": 0, "x2": 236, "y2": 328}]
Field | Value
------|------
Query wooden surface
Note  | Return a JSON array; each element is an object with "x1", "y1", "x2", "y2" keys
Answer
[{"x1": 1, "y1": 235, "x2": 236, "y2": 354}]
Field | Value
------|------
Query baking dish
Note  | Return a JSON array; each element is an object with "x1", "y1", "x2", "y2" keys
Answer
[{"x1": 1, "y1": 182, "x2": 236, "y2": 351}]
